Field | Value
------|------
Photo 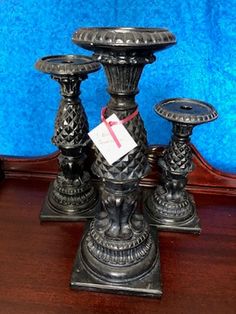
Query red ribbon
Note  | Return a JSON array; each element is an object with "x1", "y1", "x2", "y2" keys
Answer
[{"x1": 101, "y1": 107, "x2": 139, "y2": 148}]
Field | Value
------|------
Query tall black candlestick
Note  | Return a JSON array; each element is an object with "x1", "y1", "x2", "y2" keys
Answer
[{"x1": 71, "y1": 27, "x2": 176, "y2": 297}]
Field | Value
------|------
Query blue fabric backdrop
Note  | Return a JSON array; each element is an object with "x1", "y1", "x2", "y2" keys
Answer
[{"x1": 0, "y1": 0, "x2": 235, "y2": 172}]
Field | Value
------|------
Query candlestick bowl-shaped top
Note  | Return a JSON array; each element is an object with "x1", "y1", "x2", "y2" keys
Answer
[
  {"x1": 73, "y1": 27, "x2": 176, "y2": 51},
  {"x1": 155, "y1": 98, "x2": 218, "y2": 125}
]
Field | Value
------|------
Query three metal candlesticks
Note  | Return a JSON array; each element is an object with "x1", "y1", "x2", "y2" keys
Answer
[{"x1": 35, "y1": 27, "x2": 218, "y2": 297}]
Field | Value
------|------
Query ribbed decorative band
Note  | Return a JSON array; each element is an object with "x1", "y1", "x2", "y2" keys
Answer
[
  {"x1": 155, "y1": 98, "x2": 218, "y2": 125},
  {"x1": 104, "y1": 64, "x2": 144, "y2": 94},
  {"x1": 94, "y1": 52, "x2": 156, "y2": 65},
  {"x1": 35, "y1": 55, "x2": 100, "y2": 76},
  {"x1": 52, "y1": 178, "x2": 95, "y2": 206},
  {"x1": 72, "y1": 27, "x2": 176, "y2": 51},
  {"x1": 152, "y1": 190, "x2": 192, "y2": 218},
  {"x1": 86, "y1": 221, "x2": 152, "y2": 266}
]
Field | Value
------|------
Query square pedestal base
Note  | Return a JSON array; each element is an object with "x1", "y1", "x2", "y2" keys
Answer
[
  {"x1": 70, "y1": 228, "x2": 162, "y2": 298},
  {"x1": 40, "y1": 183, "x2": 98, "y2": 222}
]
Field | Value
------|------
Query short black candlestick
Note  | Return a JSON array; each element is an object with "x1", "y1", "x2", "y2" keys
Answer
[
  {"x1": 71, "y1": 27, "x2": 176, "y2": 297},
  {"x1": 35, "y1": 55, "x2": 100, "y2": 221},
  {"x1": 145, "y1": 98, "x2": 218, "y2": 233}
]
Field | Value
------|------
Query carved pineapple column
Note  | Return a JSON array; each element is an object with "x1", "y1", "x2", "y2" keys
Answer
[
  {"x1": 35, "y1": 55, "x2": 100, "y2": 221},
  {"x1": 71, "y1": 28, "x2": 176, "y2": 297},
  {"x1": 145, "y1": 98, "x2": 218, "y2": 233}
]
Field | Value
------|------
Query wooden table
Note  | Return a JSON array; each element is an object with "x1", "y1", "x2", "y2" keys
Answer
[{"x1": 0, "y1": 176, "x2": 235, "y2": 314}]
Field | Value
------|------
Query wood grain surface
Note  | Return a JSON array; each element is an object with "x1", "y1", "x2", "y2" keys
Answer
[{"x1": 0, "y1": 177, "x2": 235, "y2": 314}]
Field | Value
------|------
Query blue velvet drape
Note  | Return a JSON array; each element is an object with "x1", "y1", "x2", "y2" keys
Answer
[{"x1": 0, "y1": 0, "x2": 235, "y2": 172}]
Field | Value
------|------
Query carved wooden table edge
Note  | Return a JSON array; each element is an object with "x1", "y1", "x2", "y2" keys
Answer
[{"x1": 1, "y1": 144, "x2": 236, "y2": 195}]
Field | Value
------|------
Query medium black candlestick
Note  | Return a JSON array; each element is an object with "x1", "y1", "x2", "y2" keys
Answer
[
  {"x1": 145, "y1": 98, "x2": 218, "y2": 233},
  {"x1": 71, "y1": 27, "x2": 176, "y2": 297},
  {"x1": 35, "y1": 55, "x2": 100, "y2": 221}
]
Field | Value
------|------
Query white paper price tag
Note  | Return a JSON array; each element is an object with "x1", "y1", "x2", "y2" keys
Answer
[{"x1": 88, "y1": 114, "x2": 137, "y2": 165}]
